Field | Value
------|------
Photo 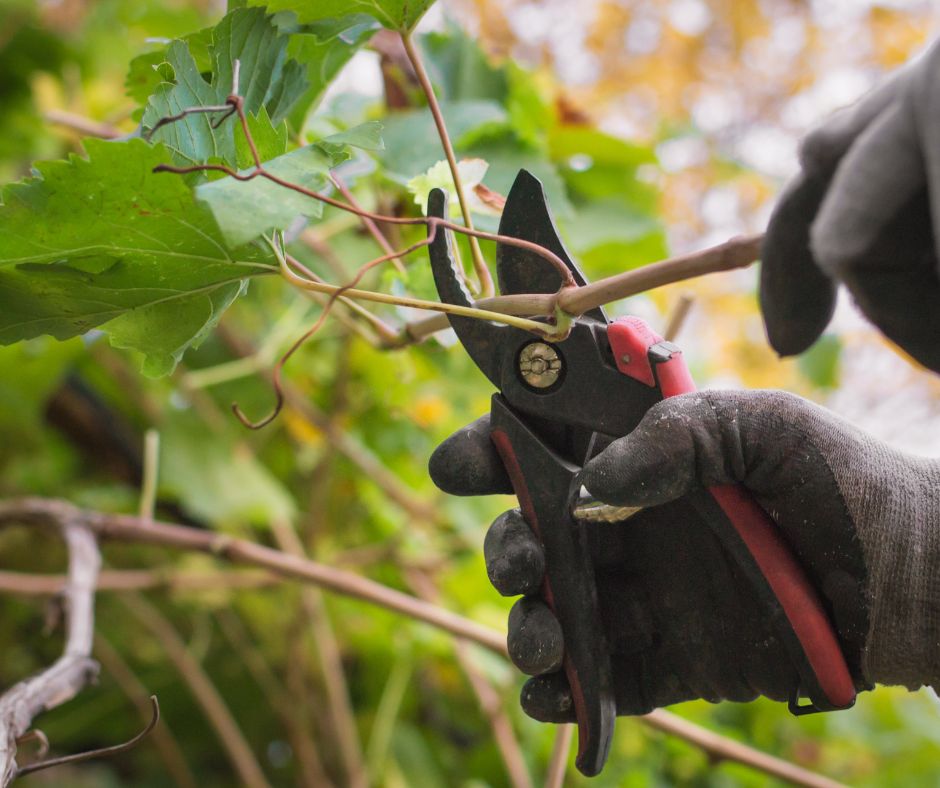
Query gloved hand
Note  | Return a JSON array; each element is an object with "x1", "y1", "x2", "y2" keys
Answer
[
  {"x1": 761, "y1": 40, "x2": 940, "y2": 373},
  {"x1": 430, "y1": 390, "x2": 940, "y2": 721}
]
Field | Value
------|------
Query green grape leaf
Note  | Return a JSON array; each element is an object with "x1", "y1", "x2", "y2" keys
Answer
[
  {"x1": 160, "y1": 411, "x2": 297, "y2": 527},
  {"x1": 320, "y1": 121, "x2": 385, "y2": 152},
  {"x1": 419, "y1": 27, "x2": 507, "y2": 102},
  {"x1": 105, "y1": 281, "x2": 247, "y2": 377},
  {"x1": 0, "y1": 138, "x2": 273, "y2": 375},
  {"x1": 249, "y1": 0, "x2": 437, "y2": 32},
  {"x1": 142, "y1": 7, "x2": 307, "y2": 166},
  {"x1": 406, "y1": 158, "x2": 497, "y2": 218},
  {"x1": 286, "y1": 14, "x2": 381, "y2": 125},
  {"x1": 379, "y1": 100, "x2": 507, "y2": 181},
  {"x1": 196, "y1": 146, "x2": 333, "y2": 248},
  {"x1": 197, "y1": 122, "x2": 384, "y2": 247},
  {"x1": 234, "y1": 105, "x2": 289, "y2": 169},
  {"x1": 126, "y1": 52, "x2": 174, "y2": 106},
  {"x1": 548, "y1": 125, "x2": 667, "y2": 273}
]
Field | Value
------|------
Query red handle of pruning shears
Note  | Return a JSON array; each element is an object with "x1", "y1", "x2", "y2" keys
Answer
[{"x1": 608, "y1": 316, "x2": 856, "y2": 713}]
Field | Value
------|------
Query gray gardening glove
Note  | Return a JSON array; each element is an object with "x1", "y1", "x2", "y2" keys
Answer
[
  {"x1": 431, "y1": 390, "x2": 940, "y2": 721},
  {"x1": 762, "y1": 39, "x2": 940, "y2": 372}
]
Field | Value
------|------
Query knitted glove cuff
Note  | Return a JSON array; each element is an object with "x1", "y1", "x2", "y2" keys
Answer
[{"x1": 832, "y1": 442, "x2": 940, "y2": 689}]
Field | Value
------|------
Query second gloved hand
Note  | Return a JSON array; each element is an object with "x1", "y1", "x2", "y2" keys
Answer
[{"x1": 761, "y1": 40, "x2": 940, "y2": 371}]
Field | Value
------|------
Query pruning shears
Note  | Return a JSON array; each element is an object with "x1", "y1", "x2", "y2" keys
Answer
[{"x1": 426, "y1": 171, "x2": 856, "y2": 777}]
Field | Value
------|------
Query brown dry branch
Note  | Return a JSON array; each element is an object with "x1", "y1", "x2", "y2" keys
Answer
[
  {"x1": 0, "y1": 509, "x2": 100, "y2": 785},
  {"x1": 0, "y1": 499, "x2": 845, "y2": 788},
  {"x1": 381, "y1": 236, "x2": 757, "y2": 347},
  {"x1": 0, "y1": 498, "x2": 503, "y2": 652},
  {"x1": 560, "y1": 233, "x2": 763, "y2": 316}
]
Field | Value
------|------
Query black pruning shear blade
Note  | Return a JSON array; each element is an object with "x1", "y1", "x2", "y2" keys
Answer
[{"x1": 426, "y1": 171, "x2": 855, "y2": 777}]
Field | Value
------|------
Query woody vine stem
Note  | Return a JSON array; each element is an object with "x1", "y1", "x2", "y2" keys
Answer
[{"x1": 149, "y1": 51, "x2": 763, "y2": 429}]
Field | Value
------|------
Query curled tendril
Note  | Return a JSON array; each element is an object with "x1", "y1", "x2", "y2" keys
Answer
[
  {"x1": 149, "y1": 75, "x2": 577, "y2": 430},
  {"x1": 17, "y1": 696, "x2": 160, "y2": 778}
]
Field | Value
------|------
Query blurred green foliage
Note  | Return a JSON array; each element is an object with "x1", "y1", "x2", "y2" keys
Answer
[{"x1": 0, "y1": 2, "x2": 934, "y2": 787}]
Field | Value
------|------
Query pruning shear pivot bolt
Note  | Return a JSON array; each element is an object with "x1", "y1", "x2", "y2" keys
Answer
[{"x1": 518, "y1": 342, "x2": 563, "y2": 389}]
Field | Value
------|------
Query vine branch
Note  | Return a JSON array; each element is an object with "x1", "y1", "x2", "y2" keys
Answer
[
  {"x1": 0, "y1": 499, "x2": 845, "y2": 788},
  {"x1": 401, "y1": 32, "x2": 493, "y2": 297},
  {"x1": 0, "y1": 510, "x2": 100, "y2": 785},
  {"x1": 16, "y1": 697, "x2": 160, "y2": 779},
  {"x1": 147, "y1": 81, "x2": 765, "y2": 428}
]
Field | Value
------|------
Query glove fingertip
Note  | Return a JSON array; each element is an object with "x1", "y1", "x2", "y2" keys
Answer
[
  {"x1": 429, "y1": 415, "x2": 513, "y2": 496},
  {"x1": 580, "y1": 405, "x2": 699, "y2": 508},
  {"x1": 520, "y1": 674, "x2": 576, "y2": 723},
  {"x1": 508, "y1": 598, "x2": 564, "y2": 676},
  {"x1": 760, "y1": 174, "x2": 837, "y2": 357},
  {"x1": 485, "y1": 511, "x2": 545, "y2": 596}
]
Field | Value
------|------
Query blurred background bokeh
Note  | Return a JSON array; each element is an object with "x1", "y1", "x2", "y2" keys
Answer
[{"x1": 2, "y1": 1, "x2": 940, "y2": 785}]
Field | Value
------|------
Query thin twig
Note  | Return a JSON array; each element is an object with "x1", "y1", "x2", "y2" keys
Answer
[
  {"x1": 639, "y1": 713, "x2": 845, "y2": 788},
  {"x1": 118, "y1": 593, "x2": 271, "y2": 788},
  {"x1": 17, "y1": 697, "x2": 160, "y2": 778},
  {"x1": 138, "y1": 429, "x2": 160, "y2": 521},
  {"x1": 145, "y1": 104, "x2": 234, "y2": 141},
  {"x1": 214, "y1": 611, "x2": 331, "y2": 788},
  {"x1": 406, "y1": 569, "x2": 532, "y2": 788},
  {"x1": 294, "y1": 263, "x2": 400, "y2": 345},
  {"x1": 281, "y1": 252, "x2": 555, "y2": 334},
  {"x1": 663, "y1": 293, "x2": 695, "y2": 342},
  {"x1": 0, "y1": 513, "x2": 100, "y2": 785},
  {"x1": 44, "y1": 109, "x2": 122, "y2": 140},
  {"x1": 299, "y1": 232, "x2": 401, "y2": 341},
  {"x1": 545, "y1": 724, "x2": 573, "y2": 788},
  {"x1": 94, "y1": 635, "x2": 198, "y2": 788},
  {"x1": 400, "y1": 32, "x2": 493, "y2": 297},
  {"x1": 0, "y1": 499, "x2": 849, "y2": 787},
  {"x1": 329, "y1": 173, "x2": 406, "y2": 275},
  {"x1": 269, "y1": 518, "x2": 367, "y2": 788},
  {"x1": 216, "y1": 324, "x2": 441, "y2": 525}
]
